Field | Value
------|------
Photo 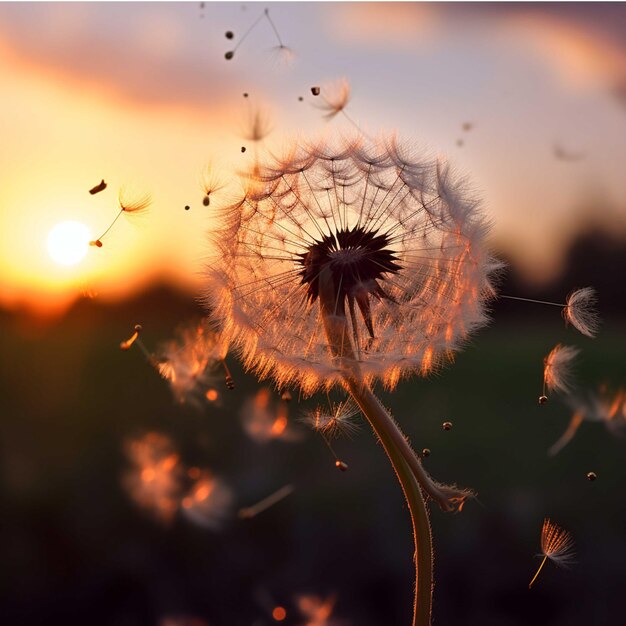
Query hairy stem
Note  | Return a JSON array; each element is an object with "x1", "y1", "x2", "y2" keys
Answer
[{"x1": 345, "y1": 377, "x2": 433, "y2": 626}]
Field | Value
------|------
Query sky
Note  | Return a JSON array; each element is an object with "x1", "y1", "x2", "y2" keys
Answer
[{"x1": 0, "y1": 1, "x2": 625, "y2": 314}]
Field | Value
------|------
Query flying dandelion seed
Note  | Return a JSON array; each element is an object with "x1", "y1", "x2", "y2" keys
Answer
[
  {"x1": 314, "y1": 79, "x2": 351, "y2": 120},
  {"x1": 298, "y1": 96, "x2": 304, "y2": 102},
  {"x1": 296, "y1": 594, "x2": 341, "y2": 626},
  {"x1": 243, "y1": 92, "x2": 249, "y2": 98},
  {"x1": 241, "y1": 106, "x2": 273, "y2": 143},
  {"x1": 238, "y1": 484, "x2": 294, "y2": 519},
  {"x1": 89, "y1": 179, "x2": 107, "y2": 195},
  {"x1": 240, "y1": 388, "x2": 301, "y2": 444},
  {"x1": 548, "y1": 386, "x2": 626, "y2": 455},
  {"x1": 155, "y1": 320, "x2": 231, "y2": 406},
  {"x1": 422, "y1": 448, "x2": 431, "y2": 457},
  {"x1": 204, "y1": 134, "x2": 498, "y2": 623},
  {"x1": 302, "y1": 400, "x2": 361, "y2": 439},
  {"x1": 541, "y1": 344, "x2": 579, "y2": 399},
  {"x1": 201, "y1": 163, "x2": 225, "y2": 207},
  {"x1": 184, "y1": 205, "x2": 191, "y2": 211},
  {"x1": 586, "y1": 471, "x2": 597, "y2": 481},
  {"x1": 461, "y1": 122, "x2": 473, "y2": 132},
  {"x1": 241, "y1": 146, "x2": 247, "y2": 153},
  {"x1": 442, "y1": 421, "x2": 453, "y2": 431},
  {"x1": 225, "y1": 30, "x2": 234, "y2": 39},
  {"x1": 180, "y1": 471, "x2": 233, "y2": 530},
  {"x1": 528, "y1": 518, "x2": 575, "y2": 589},
  {"x1": 120, "y1": 324, "x2": 143, "y2": 350},
  {"x1": 123, "y1": 433, "x2": 183, "y2": 525},
  {"x1": 311, "y1": 86, "x2": 321, "y2": 96},
  {"x1": 499, "y1": 288, "x2": 600, "y2": 337},
  {"x1": 89, "y1": 186, "x2": 151, "y2": 247},
  {"x1": 224, "y1": 7, "x2": 290, "y2": 62}
]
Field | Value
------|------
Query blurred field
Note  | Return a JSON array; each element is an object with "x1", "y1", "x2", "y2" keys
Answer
[{"x1": 0, "y1": 285, "x2": 624, "y2": 626}]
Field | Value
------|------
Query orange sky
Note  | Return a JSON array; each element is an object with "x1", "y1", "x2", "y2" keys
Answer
[{"x1": 0, "y1": 2, "x2": 624, "y2": 315}]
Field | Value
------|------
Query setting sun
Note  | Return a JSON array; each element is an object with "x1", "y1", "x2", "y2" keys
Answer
[{"x1": 47, "y1": 220, "x2": 90, "y2": 267}]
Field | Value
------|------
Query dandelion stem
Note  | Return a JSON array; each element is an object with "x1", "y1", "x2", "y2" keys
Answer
[
  {"x1": 529, "y1": 555, "x2": 548, "y2": 589},
  {"x1": 345, "y1": 377, "x2": 433, "y2": 626}
]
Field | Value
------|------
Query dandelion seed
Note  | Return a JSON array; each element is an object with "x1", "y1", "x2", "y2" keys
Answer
[
  {"x1": 155, "y1": 320, "x2": 231, "y2": 406},
  {"x1": 302, "y1": 400, "x2": 361, "y2": 439},
  {"x1": 200, "y1": 163, "x2": 225, "y2": 207},
  {"x1": 241, "y1": 388, "x2": 301, "y2": 444},
  {"x1": 563, "y1": 288, "x2": 600, "y2": 337},
  {"x1": 243, "y1": 92, "x2": 249, "y2": 98},
  {"x1": 238, "y1": 484, "x2": 294, "y2": 519},
  {"x1": 499, "y1": 288, "x2": 600, "y2": 338},
  {"x1": 586, "y1": 471, "x2": 597, "y2": 481},
  {"x1": 90, "y1": 186, "x2": 151, "y2": 247},
  {"x1": 241, "y1": 146, "x2": 247, "y2": 153},
  {"x1": 241, "y1": 106, "x2": 273, "y2": 143},
  {"x1": 335, "y1": 460, "x2": 349, "y2": 472},
  {"x1": 180, "y1": 470, "x2": 233, "y2": 530},
  {"x1": 120, "y1": 323, "x2": 143, "y2": 350},
  {"x1": 296, "y1": 594, "x2": 340, "y2": 626},
  {"x1": 311, "y1": 86, "x2": 320, "y2": 96},
  {"x1": 225, "y1": 50, "x2": 234, "y2": 60},
  {"x1": 542, "y1": 344, "x2": 579, "y2": 398},
  {"x1": 298, "y1": 96, "x2": 304, "y2": 102},
  {"x1": 549, "y1": 386, "x2": 626, "y2": 455},
  {"x1": 225, "y1": 30, "x2": 234, "y2": 39},
  {"x1": 315, "y1": 78, "x2": 351, "y2": 120},
  {"x1": 422, "y1": 448, "x2": 431, "y2": 457},
  {"x1": 528, "y1": 518, "x2": 575, "y2": 589},
  {"x1": 442, "y1": 421, "x2": 452, "y2": 431},
  {"x1": 89, "y1": 179, "x2": 107, "y2": 195},
  {"x1": 184, "y1": 205, "x2": 190, "y2": 211},
  {"x1": 123, "y1": 433, "x2": 183, "y2": 524},
  {"x1": 461, "y1": 122, "x2": 473, "y2": 132}
]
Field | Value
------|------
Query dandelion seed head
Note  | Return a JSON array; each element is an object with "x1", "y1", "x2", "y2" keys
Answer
[
  {"x1": 540, "y1": 518, "x2": 576, "y2": 567},
  {"x1": 563, "y1": 287, "x2": 600, "y2": 337},
  {"x1": 204, "y1": 135, "x2": 497, "y2": 394},
  {"x1": 543, "y1": 344, "x2": 579, "y2": 394}
]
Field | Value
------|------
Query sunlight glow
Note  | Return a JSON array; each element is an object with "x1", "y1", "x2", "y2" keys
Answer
[{"x1": 47, "y1": 221, "x2": 90, "y2": 266}]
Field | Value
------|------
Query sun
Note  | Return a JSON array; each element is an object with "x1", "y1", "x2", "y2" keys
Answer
[{"x1": 47, "y1": 221, "x2": 91, "y2": 267}]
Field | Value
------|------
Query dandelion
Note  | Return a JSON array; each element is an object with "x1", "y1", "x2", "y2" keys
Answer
[
  {"x1": 204, "y1": 135, "x2": 497, "y2": 625},
  {"x1": 123, "y1": 433, "x2": 183, "y2": 524},
  {"x1": 499, "y1": 287, "x2": 600, "y2": 338},
  {"x1": 549, "y1": 386, "x2": 625, "y2": 455},
  {"x1": 541, "y1": 344, "x2": 579, "y2": 400},
  {"x1": 529, "y1": 518, "x2": 575, "y2": 589},
  {"x1": 155, "y1": 319, "x2": 231, "y2": 405},
  {"x1": 89, "y1": 186, "x2": 151, "y2": 247},
  {"x1": 180, "y1": 470, "x2": 233, "y2": 530}
]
